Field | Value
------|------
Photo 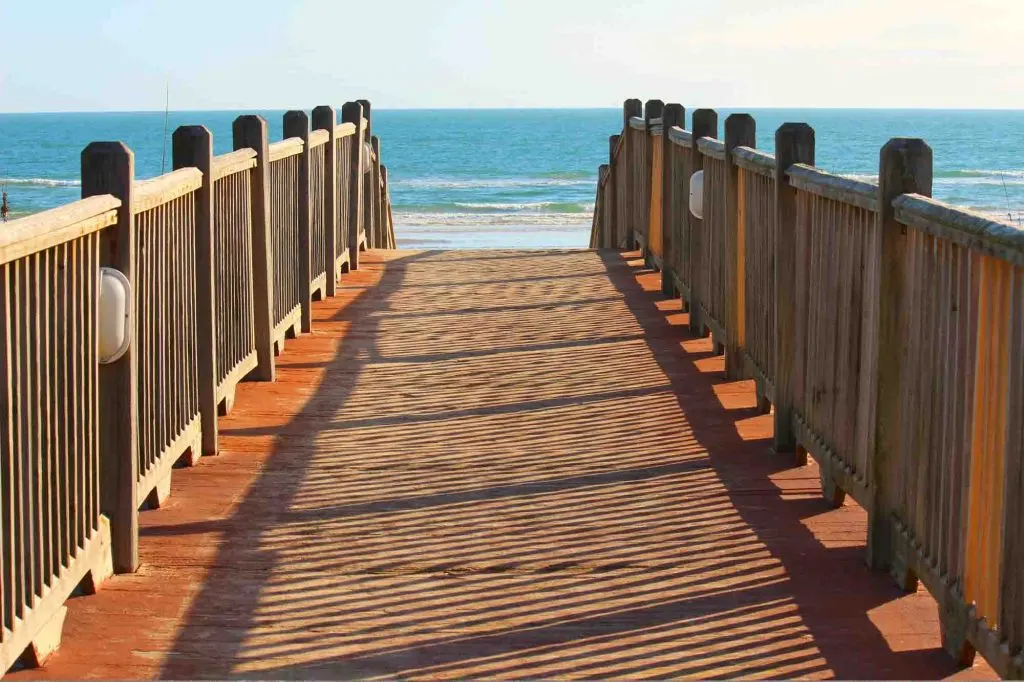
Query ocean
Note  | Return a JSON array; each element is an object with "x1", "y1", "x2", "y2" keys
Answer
[{"x1": 1, "y1": 108, "x2": 1022, "y2": 248}]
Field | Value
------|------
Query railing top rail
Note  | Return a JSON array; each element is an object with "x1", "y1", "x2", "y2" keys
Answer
[
  {"x1": 309, "y1": 129, "x2": 330, "y2": 149},
  {"x1": 787, "y1": 163, "x2": 878, "y2": 212},
  {"x1": 0, "y1": 194, "x2": 121, "y2": 265},
  {"x1": 212, "y1": 148, "x2": 257, "y2": 181},
  {"x1": 668, "y1": 126, "x2": 692, "y2": 148},
  {"x1": 134, "y1": 167, "x2": 203, "y2": 214},
  {"x1": 268, "y1": 136, "x2": 305, "y2": 163},
  {"x1": 628, "y1": 116, "x2": 646, "y2": 131},
  {"x1": 335, "y1": 122, "x2": 357, "y2": 138},
  {"x1": 697, "y1": 136, "x2": 726, "y2": 160},
  {"x1": 894, "y1": 193, "x2": 1024, "y2": 264},
  {"x1": 732, "y1": 146, "x2": 776, "y2": 178}
]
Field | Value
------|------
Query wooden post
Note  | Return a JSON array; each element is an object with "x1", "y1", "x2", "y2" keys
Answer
[
  {"x1": 689, "y1": 109, "x2": 718, "y2": 337},
  {"x1": 171, "y1": 126, "x2": 217, "y2": 457},
  {"x1": 341, "y1": 102, "x2": 363, "y2": 270},
  {"x1": 233, "y1": 116, "x2": 275, "y2": 382},
  {"x1": 773, "y1": 123, "x2": 815, "y2": 458},
  {"x1": 312, "y1": 105, "x2": 338, "y2": 296},
  {"x1": 643, "y1": 100, "x2": 664, "y2": 264},
  {"x1": 661, "y1": 103, "x2": 685, "y2": 296},
  {"x1": 724, "y1": 114, "x2": 756, "y2": 380},
  {"x1": 357, "y1": 99, "x2": 372, "y2": 137},
  {"x1": 82, "y1": 142, "x2": 138, "y2": 574},
  {"x1": 869, "y1": 138, "x2": 933, "y2": 571},
  {"x1": 622, "y1": 99, "x2": 642, "y2": 250},
  {"x1": 370, "y1": 136, "x2": 381, "y2": 249},
  {"x1": 381, "y1": 165, "x2": 392, "y2": 248},
  {"x1": 283, "y1": 110, "x2": 313, "y2": 334},
  {"x1": 608, "y1": 134, "x2": 620, "y2": 249}
]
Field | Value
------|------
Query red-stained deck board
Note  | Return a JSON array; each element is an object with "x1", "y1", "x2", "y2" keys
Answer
[{"x1": 10, "y1": 249, "x2": 995, "y2": 680}]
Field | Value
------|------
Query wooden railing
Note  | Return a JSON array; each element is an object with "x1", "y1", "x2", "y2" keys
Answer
[
  {"x1": 592, "y1": 99, "x2": 1024, "y2": 679},
  {"x1": 0, "y1": 198, "x2": 116, "y2": 674},
  {"x1": 0, "y1": 99, "x2": 394, "y2": 675}
]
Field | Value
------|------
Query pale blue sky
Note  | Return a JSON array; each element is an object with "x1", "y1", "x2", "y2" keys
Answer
[{"x1": 1, "y1": 0, "x2": 1022, "y2": 112}]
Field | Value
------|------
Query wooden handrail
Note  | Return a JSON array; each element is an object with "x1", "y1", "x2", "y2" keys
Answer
[
  {"x1": 133, "y1": 167, "x2": 203, "y2": 213},
  {"x1": 696, "y1": 137, "x2": 726, "y2": 160},
  {"x1": 894, "y1": 193, "x2": 1024, "y2": 262},
  {"x1": 731, "y1": 146, "x2": 776, "y2": 177},
  {"x1": 593, "y1": 101, "x2": 1024, "y2": 678},
  {"x1": 786, "y1": 163, "x2": 878, "y2": 211},
  {"x1": 268, "y1": 137, "x2": 304, "y2": 163},
  {"x1": 0, "y1": 195, "x2": 120, "y2": 265},
  {"x1": 308, "y1": 128, "x2": 330, "y2": 149},
  {"x1": 212, "y1": 148, "x2": 257, "y2": 181},
  {"x1": 0, "y1": 99, "x2": 398, "y2": 675},
  {"x1": 668, "y1": 126, "x2": 692, "y2": 147}
]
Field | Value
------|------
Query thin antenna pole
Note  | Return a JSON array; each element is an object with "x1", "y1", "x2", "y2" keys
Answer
[{"x1": 160, "y1": 81, "x2": 170, "y2": 175}]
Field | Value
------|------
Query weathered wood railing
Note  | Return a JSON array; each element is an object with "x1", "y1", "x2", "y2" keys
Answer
[
  {"x1": 592, "y1": 98, "x2": 1024, "y2": 678},
  {"x1": 0, "y1": 99, "x2": 395, "y2": 675},
  {"x1": 0, "y1": 198, "x2": 116, "y2": 674}
]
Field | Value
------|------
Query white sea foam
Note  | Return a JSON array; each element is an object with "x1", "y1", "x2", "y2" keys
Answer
[
  {"x1": 394, "y1": 177, "x2": 593, "y2": 189},
  {"x1": 394, "y1": 212, "x2": 592, "y2": 227},
  {"x1": 3, "y1": 177, "x2": 81, "y2": 188}
]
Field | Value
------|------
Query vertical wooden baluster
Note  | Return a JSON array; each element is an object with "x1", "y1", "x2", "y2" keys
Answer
[{"x1": 284, "y1": 111, "x2": 312, "y2": 334}]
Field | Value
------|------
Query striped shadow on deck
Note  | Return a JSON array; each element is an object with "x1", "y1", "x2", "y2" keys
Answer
[{"x1": 10, "y1": 250, "x2": 994, "y2": 681}]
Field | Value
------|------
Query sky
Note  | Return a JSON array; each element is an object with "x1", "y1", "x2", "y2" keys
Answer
[{"x1": 1, "y1": 0, "x2": 1023, "y2": 112}]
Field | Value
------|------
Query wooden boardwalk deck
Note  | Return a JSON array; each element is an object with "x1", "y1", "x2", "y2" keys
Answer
[{"x1": 11, "y1": 249, "x2": 995, "y2": 680}]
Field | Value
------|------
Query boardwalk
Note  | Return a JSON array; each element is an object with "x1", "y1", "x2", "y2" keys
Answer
[{"x1": 12, "y1": 250, "x2": 993, "y2": 680}]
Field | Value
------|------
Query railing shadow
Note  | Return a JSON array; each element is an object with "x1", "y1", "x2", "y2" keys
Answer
[{"x1": 154, "y1": 247, "x2": 971, "y2": 679}]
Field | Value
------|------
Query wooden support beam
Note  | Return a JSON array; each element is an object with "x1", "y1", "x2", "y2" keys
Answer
[
  {"x1": 661, "y1": 103, "x2": 685, "y2": 295},
  {"x1": 688, "y1": 109, "x2": 718, "y2": 337},
  {"x1": 81, "y1": 141, "x2": 138, "y2": 574},
  {"x1": 283, "y1": 111, "x2": 313, "y2": 333},
  {"x1": 233, "y1": 116, "x2": 275, "y2": 382},
  {"x1": 870, "y1": 137, "x2": 933, "y2": 571},
  {"x1": 341, "y1": 102, "x2": 364, "y2": 270},
  {"x1": 608, "y1": 134, "x2": 620, "y2": 250},
  {"x1": 773, "y1": 123, "x2": 815, "y2": 458},
  {"x1": 172, "y1": 126, "x2": 217, "y2": 456},
  {"x1": 312, "y1": 105, "x2": 338, "y2": 296},
  {"x1": 724, "y1": 114, "x2": 756, "y2": 380}
]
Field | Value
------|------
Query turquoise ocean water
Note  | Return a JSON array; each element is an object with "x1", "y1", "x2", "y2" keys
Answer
[{"x1": 1, "y1": 108, "x2": 1022, "y2": 248}]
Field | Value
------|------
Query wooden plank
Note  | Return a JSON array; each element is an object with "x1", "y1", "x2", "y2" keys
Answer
[
  {"x1": 894, "y1": 194, "x2": 1024, "y2": 265},
  {"x1": 697, "y1": 137, "x2": 726, "y2": 160},
  {"x1": 211, "y1": 149, "x2": 257, "y2": 182},
  {"x1": 342, "y1": 102, "x2": 364, "y2": 271},
  {"x1": 267, "y1": 138, "x2": 304, "y2": 163},
  {"x1": 0, "y1": 198, "x2": 119, "y2": 266},
  {"x1": 773, "y1": 123, "x2": 815, "y2": 456},
  {"x1": 787, "y1": 165, "x2": 878, "y2": 212},
  {"x1": 81, "y1": 142, "x2": 138, "y2": 574},
  {"x1": 871, "y1": 138, "x2": 933, "y2": 571},
  {"x1": 732, "y1": 146, "x2": 776, "y2": 177},
  {"x1": 308, "y1": 129, "x2": 330, "y2": 149},
  {"x1": 172, "y1": 126, "x2": 218, "y2": 457},
  {"x1": 313, "y1": 106, "x2": 339, "y2": 297},
  {"x1": 132, "y1": 168, "x2": 202, "y2": 214},
  {"x1": 723, "y1": 114, "x2": 756, "y2": 381},
  {"x1": 660, "y1": 104, "x2": 684, "y2": 295},
  {"x1": 233, "y1": 116, "x2": 275, "y2": 382}
]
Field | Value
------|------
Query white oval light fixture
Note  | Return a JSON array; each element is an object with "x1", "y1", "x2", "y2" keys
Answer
[
  {"x1": 98, "y1": 267, "x2": 132, "y2": 364},
  {"x1": 362, "y1": 141, "x2": 374, "y2": 173},
  {"x1": 689, "y1": 170, "x2": 704, "y2": 219}
]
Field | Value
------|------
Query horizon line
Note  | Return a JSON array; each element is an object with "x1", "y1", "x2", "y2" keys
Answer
[{"x1": 4, "y1": 105, "x2": 1024, "y2": 115}]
